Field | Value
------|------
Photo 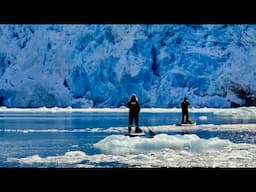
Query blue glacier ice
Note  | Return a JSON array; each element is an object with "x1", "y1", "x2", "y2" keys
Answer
[{"x1": 0, "y1": 24, "x2": 255, "y2": 108}]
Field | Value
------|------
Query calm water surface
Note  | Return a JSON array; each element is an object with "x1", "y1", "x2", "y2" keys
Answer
[{"x1": 0, "y1": 111, "x2": 256, "y2": 167}]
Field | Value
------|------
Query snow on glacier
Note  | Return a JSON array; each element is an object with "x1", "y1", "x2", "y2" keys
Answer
[{"x1": 0, "y1": 24, "x2": 255, "y2": 108}]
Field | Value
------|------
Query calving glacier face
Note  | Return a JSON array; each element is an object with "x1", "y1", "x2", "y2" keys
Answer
[{"x1": 0, "y1": 24, "x2": 255, "y2": 108}]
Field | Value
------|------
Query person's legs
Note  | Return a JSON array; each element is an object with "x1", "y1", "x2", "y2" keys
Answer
[
  {"x1": 128, "y1": 113, "x2": 133, "y2": 133},
  {"x1": 185, "y1": 110, "x2": 189, "y2": 123},
  {"x1": 135, "y1": 114, "x2": 139, "y2": 127},
  {"x1": 181, "y1": 112, "x2": 185, "y2": 124},
  {"x1": 134, "y1": 114, "x2": 142, "y2": 133}
]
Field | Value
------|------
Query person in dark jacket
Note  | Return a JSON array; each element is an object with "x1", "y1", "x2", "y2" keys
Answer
[
  {"x1": 126, "y1": 94, "x2": 142, "y2": 133},
  {"x1": 181, "y1": 97, "x2": 190, "y2": 124}
]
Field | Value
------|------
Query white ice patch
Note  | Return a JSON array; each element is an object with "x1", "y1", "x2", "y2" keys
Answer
[
  {"x1": 2, "y1": 128, "x2": 92, "y2": 133},
  {"x1": 199, "y1": 116, "x2": 207, "y2": 120},
  {"x1": 7, "y1": 151, "x2": 87, "y2": 165},
  {"x1": 94, "y1": 134, "x2": 232, "y2": 155},
  {"x1": 213, "y1": 107, "x2": 256, "y2": 119},
  {"x1": 8, "y1": 142, "x2": 256, "y2": 168},
  {"x1": 0, "y1": 106, "x2": 255, "y2": 115},
  {"x1": 104, "y1": 124, "x2": 256, "y2": 133},
  {"x1": 2, "y1": 123, "x2": 256, "y2": 133}
]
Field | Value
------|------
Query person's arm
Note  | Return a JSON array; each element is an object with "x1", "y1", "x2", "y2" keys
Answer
[{"x1": 126, "y1": 101, "x2": 130, "y2": 108}]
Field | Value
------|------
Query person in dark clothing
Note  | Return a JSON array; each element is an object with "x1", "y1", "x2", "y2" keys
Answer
[
  {"x1": 126, "y1": 94, "x2": 142, "y2": 133},
  {"x1": 181, "y1": 97, "x2": 190, "y2": 124}
]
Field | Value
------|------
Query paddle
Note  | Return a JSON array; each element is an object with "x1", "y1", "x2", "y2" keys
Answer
[{"x1": 141, "y1": 118, "x2": 156, "y2": 138}]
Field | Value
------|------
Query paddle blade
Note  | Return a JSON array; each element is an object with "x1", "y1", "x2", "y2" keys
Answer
[{"x1": 148, "y1": 129, "x2": 155, "y2": 138}]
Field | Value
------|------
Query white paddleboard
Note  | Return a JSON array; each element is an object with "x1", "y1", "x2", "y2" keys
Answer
[
  {"x1": 125, "y1": 132, "x2": 146, "y2": 137},
  {"x1": 177, "y1": 121, "x2": 196, "y2": 126}
]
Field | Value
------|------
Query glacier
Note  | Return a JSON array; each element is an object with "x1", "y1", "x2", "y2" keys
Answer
[{"x1": 0, "y1": 24, "x2": 255, "y2": 108}]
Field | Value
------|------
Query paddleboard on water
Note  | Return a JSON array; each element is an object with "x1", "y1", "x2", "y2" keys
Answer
[
  {"x1": 124, "y1": 132, "x2": 146, "y2": 137},
  {"x1": 176, "y1": 120, "x2": 196, "y2": 126}
]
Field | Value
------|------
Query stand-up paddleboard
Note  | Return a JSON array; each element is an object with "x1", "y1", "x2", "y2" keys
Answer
[
  {"x1": 125, "y1": 132, "x2": 146, "y2": 137},
  {"x1": 176, "y1": 120, "x2": 196, "y2": 126},
  {"x1": 124, "y1": 127, "x2": 155, "y2": 138}
]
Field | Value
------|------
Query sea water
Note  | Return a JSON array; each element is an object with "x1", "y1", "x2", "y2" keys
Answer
[{"x1": 1, "y1": 108, "x2": 256, "y2": 168}]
